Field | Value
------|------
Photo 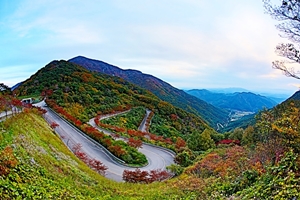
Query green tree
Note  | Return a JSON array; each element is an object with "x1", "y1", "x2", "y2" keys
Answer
[
  {"x1": 239, "y1": 150, "x2": 300, "y2": 199},
  {"x1": 255, "y1": 109, "x2": 275, "y2": 142},
  {"x1": 271, "y1": 102, "x2": 300, "y2": 152},
  {"x1": 199, "y1": 129, "x2": 216, "y2": 151},
  {"x1": 229, "y1": 127, "x2": 244, "y2": 141},
  {"x1": 241, "y1": 126, "x2": 255, "y2": 146},
  {"x1": 255, "y1": 101, "x2": 300, "y2": 152},
  {"x1": 187, "y1": 129, "x2": 215, "y2": 151},
  {"x1": 175, "y1": 148, "x2": 194, "y2": 167},
  {"x1": 0, "y1": 83, "x2": 11, "y2": 95},
  {"x1": 210, "y1": 131, "x2": 225, "y2": 143}
]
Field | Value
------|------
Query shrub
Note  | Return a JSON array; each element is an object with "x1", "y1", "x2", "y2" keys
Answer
[
  {"x1": 0, "y1": 146, "x2": 18, "y2": 177},
  {"x1": 122, "y1": 168, "x2": 172, "y2": 183}
]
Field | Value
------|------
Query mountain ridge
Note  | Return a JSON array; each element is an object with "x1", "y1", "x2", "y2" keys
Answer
[
  {"x1": 15, "y1": 59, "x2": 212, "y2": 143},
  {"x1": 186, "y1": 89, "x2": 278, "y2": 112},
  {"x1": 286, "y1": 90, "x2": 300, "y2": 102},
  {"x1": 69, "y1": 56, "x2": 229, "y2": 128}
]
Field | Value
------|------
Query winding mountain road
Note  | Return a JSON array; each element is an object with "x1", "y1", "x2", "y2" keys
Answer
[
  {"x1": 0, "y1": 108, "x2": 20, "y2": 122},
  {"x1": 138, "y1": 109, "x2": 152, "y2": 132},
  {"x1": 34, "y1": 101, "x2": 175, "y2": 182}
]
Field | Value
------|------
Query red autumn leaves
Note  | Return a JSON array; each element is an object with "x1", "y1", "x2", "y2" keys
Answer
[
  {"x1": 123, "y1": 168, "x2": 172, "y2": 183},
  {"x1": 72, "y1": 143, "x2": 107, "y2": 176}
]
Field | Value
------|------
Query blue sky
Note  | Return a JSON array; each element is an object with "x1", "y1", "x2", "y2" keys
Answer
[{"x1": 0, "y1": 0, "x2": 298, "y2": 95}]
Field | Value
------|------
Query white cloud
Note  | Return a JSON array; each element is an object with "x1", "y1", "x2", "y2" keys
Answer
[
  {"x1": 7, "y1": 0, "x2": 105, "y2": 44},
  {"x1": 0, "y1": 65, "x2": 38, "y2": 87},
  {"x1": 0, "y1": 0, "x2": 298, "y2": 93}
]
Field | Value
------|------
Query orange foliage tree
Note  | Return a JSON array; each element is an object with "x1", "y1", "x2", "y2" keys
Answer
[
  {"x1": 175, "y1": 137, "x2": 186, "y2": 152},
  {"x1": 0, "y1": 146, "x2": 18, "y2": 177},
  {"x1": 127, "y1": 137, "x2": 143, "y2": 149},
  {"x1": 186, "y1": 145, "x2": 250, "y2": 178}
]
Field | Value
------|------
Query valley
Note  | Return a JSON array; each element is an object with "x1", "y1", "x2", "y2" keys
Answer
[
  {"x1": 2, "y1": 1, "x2": 300, "y2": 198},
  {"x1": 228, "y1": 110, "x2": 254, "y2": 122},
  {"x1": 1, "y1": 57, "x2": 300, "y2": 199},
  {"x1": 69, "y1": 56, "x2": 229, "y2": 129}
]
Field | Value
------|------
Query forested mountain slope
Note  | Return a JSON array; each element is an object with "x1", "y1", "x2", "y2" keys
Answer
[
  {"x1": 15, "y1": 60, "x2": 210, "y2": 139},
  {"x1": 69, "y1": 56, "x2": 229, "y2": 128},
  {"x1": 187, "y1": 89, "x2": 277, "y2": 112},
  {"x1": 286, "y1": 90, "x2": 300, "y2": 101},
  {"x1": 5, "y1": 61, "x2": 300, "y2": 199}
]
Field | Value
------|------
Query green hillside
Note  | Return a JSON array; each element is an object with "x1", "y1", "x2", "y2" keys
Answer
[
  {"x1": 69, "y1": 56, "x2": 229, "y2": 129},
  {"x1": 0, "y1": 110, "x2": 189, "y2": 199},
  {"x1": 15, "y1": 60, "x2": 208, "y2": 131},
  {"x1": 3, "y1": 74, "x2": 300, "y2": 199},
  {"x1": 15, "y1": 60, "x2": 216, "y2": 154},
  {"x1": 2, "y1": 99, "x2": 300, "y2": 199},
  {"x1": 101, "y1": 107, "x2": 146, "y2": 130}
]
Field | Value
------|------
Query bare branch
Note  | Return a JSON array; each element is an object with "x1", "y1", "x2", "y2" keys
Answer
[
  {"x1": 272, "y1": 60, "x2": 300, "y2": 79},
  {"x1": 275, "y1": 43, "x2": 300, "y2": 62},
  {"x1": 263, "y1": 0, "x2": 300, "y2": 42},
  {"x1": 264, "y1": 0, "x2": 300, "y2": 79}
]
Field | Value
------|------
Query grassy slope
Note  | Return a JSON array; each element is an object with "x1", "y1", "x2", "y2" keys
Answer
[{"x1": 0, "y1": 111, "x2": 188, "y2": 199}]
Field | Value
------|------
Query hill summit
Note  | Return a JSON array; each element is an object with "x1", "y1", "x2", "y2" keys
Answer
[{"x1": 69, "y1": 56, "x2": 229, "y2": 128}]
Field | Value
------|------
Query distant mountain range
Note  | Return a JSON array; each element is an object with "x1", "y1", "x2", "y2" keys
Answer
[
  {"x1": 10, "y1": 55, "x2": 292, "y2": 131},
  {"x1": 69, "y1": 56, "x2": 229, "y2": 128},
  {"x1": 11, "y1": 82, "x2": 22, "y2": 91},
  {"x1": 186, "y1": 89, "x2": 278, "y2": 112},
  {"x1": 207, "y1": 88, "x2": 250, "y2": 94},
  {"x1": 201, "y1": 88, "x2": 290, "y2": 104}
]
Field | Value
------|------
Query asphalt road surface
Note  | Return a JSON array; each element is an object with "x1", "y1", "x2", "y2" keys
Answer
[
  {"x1": 34, "y1": 101, "x2": 175, "y2": 182},
  {"x1": 138, "y1": 109, "x2": 151, "y2": 132}
]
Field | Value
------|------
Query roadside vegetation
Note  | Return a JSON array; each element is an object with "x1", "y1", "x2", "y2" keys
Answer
[
  {"x1": 171, "y1": 100, "x2": 300, "y2": 199},
  {"x1": 3, "y1": 52, "x2": 300, "y2": 198},
  {"x1": 2, "y1": 101, "x2": 300, "y2": 199},
  {"x1": 46, "y1": 99, "x2": 147, "y2": 166},
  {"x1": 0, "y1": 109, "x2": 192, "y2": 199},
  {"x1": 14, "y1": 61, "x2": 217, "y2": 165},
  {"x1": 101, "y1": 107, "x2": 145, "y2": 130}
]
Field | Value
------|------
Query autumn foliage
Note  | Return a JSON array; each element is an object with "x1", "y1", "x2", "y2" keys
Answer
[
  {"x1": 175, "y1": 137, "x2": 186, "y2": 152},
  {"x1": 108, "y1": 145, "x2": 126, "y2": 157},
  {"x1": 34, "y1": 106, "x2": 47, "y2": 115},
  {"x1": 122, "y1": 168, "x2": 172, "y2": 183},
  {"x1": 144, "y1": 111, "x2": 154, "y2": 132},
  {"x1": 50, "y1": 121, "x2": 59, "y2": 129},
  {"x1": 216, "y1": 139, "x2": 240, "y2": 146},
  {"x1": 46, "y1": 99, "x2": 82, "y2": 127},
  {"x1": 46, "y1": 99, "x2": 147, "y2": 165},
  {"x1": 0, "y1": 146, "x2": 18, "y2": 177},
  {"x1": 95, "y1": 114, "x2": 175, "y2": 150},
  {"x1": 0, "y1": 94, "x2": 22, "y2": 116},
  {"x1": 72, "y1": 143, "x2": 107, "y2": 176},
  {"x1": 186, "y1": 145, "x2": 249, "y2": 178},
  {"x1": 127, "y1": 137, "x2": 143, "y2": 149}
]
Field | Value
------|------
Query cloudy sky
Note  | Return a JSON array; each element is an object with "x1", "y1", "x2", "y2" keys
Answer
[{"x1": 0, "y1": 0, "x2": 298, "y2": 96}]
